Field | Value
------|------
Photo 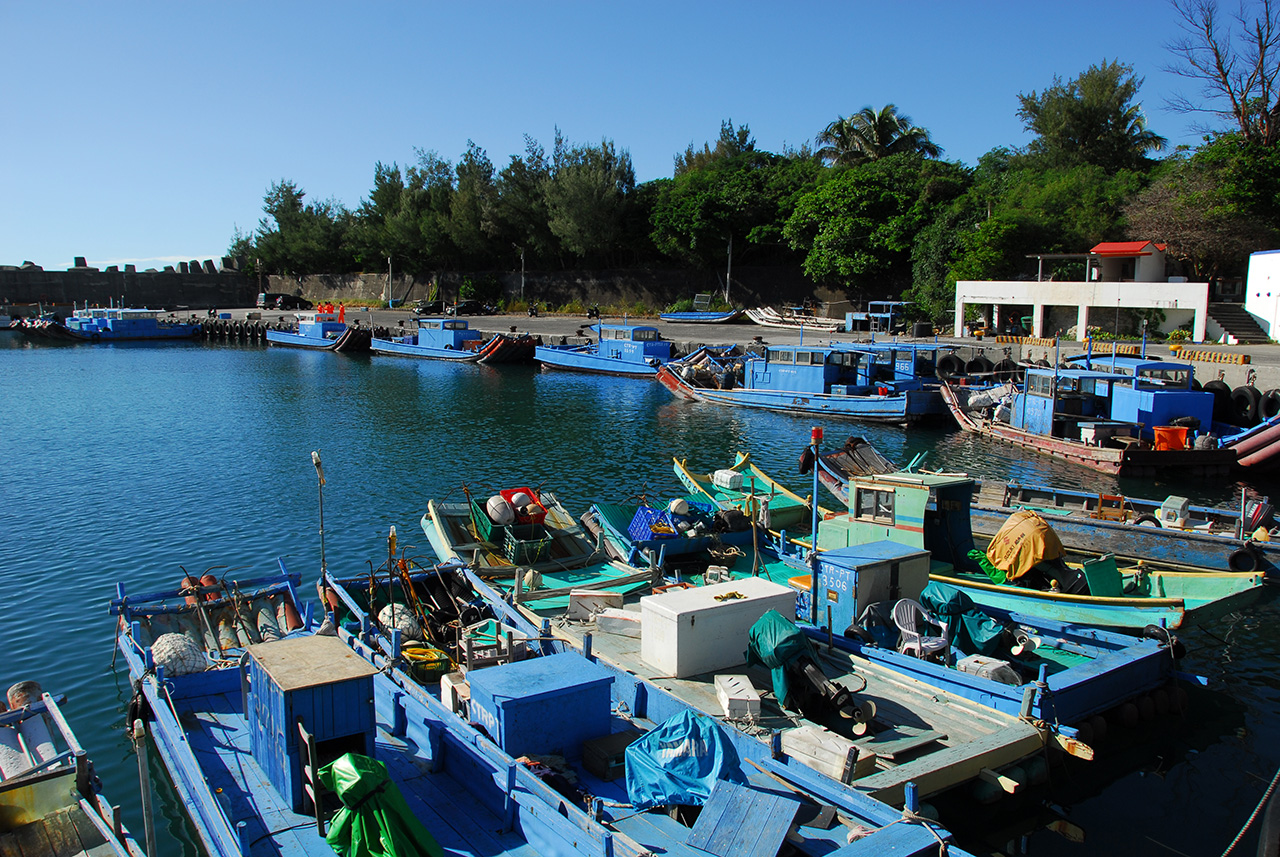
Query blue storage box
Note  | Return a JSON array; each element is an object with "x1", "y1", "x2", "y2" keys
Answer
[
  {"x1": 467, "y1": 652, "x2": 614, "y2": 758},
  {"x1": 789, "y1": 541, "x2": 931, "y2": 633},
  {"x1": 628, "y1": 506, "x2": 677, "y2": 541}
]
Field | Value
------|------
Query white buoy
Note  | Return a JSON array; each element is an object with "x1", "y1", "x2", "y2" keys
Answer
[
  {"x1": 7, "y1": 681, "x2": 56, "y2": 765},
  {"x1": 486, "y1": 495, "x2": 516, "y2": 525}
]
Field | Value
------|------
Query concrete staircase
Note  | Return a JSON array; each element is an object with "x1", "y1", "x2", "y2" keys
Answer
[{"x1": 1208, "y1": 303, "x2": 1272, "y2": 344}]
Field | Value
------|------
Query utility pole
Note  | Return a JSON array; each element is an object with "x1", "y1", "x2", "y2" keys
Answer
[
  {"x1": 724, "y1": 234, "x2": 733, "y2": 304},
  {"x1": 386, "y1": 256, "x2": 393, "y2": 306}
]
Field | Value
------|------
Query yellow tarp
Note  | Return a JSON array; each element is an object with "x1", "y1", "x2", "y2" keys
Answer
[{"x1": 985, "y1": 510, "x2": 1064, "y2": 581}]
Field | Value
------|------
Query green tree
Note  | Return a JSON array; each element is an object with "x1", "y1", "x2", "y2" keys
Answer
[
  {"x1": 674, "y1": 120, "x2": 756, "y2": 176},
  {"x1": 494, "y1": 136, "x2": 558, "y2": 266},
  {"x1": 816, "y1": 105, "x2": 942, "y2": 167},
  {"x1": 447, "y1": 141, "x2": 498, "y2": 264},
  {"x1": 1017, "y1": 60, "x2": 1167, "y2": 171},
  {"x1": 543, "y1": 131, "x2": 636, "y2": 264},
  {"x1": 250, "y1": 180, "x2": 355, "y2": 275}
]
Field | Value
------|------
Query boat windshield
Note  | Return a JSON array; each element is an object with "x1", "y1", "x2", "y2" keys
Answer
[
  {"x1": 1136, "y1": 367, "x2": 1191, "y2": 389},
  {"x1": 631, "y1": 328, "x2": 658, "y2": 341}
]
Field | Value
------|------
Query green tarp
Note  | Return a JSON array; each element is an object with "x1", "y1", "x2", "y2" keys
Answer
[
  {"x1": 317, "y1": 753, "x2": 444, "y2": 857},
  {"x1": 745, "y1": 609, "x2": 818, "y2": 708},
  {"x1": 919, "y1": 581, "x2": 1007, "y2": 657}
]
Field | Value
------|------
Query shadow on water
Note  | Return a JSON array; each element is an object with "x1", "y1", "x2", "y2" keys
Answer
[{"x1": 1, "y1": 339, "x2": 1276, "y2": 855}]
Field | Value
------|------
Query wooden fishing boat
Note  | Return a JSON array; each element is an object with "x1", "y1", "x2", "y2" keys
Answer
[
  {"x1": 320, "y1": 560, "x2": 980, "y2": 854},
  {"x1": 266, "y1": 311, "x2": 372, "y2": 352},
  {"x1": 941, "y1": 359, "x2": 1238, "y2": 478},
  {"x1": 535, "y1": 323, "x2": 674, "y2": 377},
  {"x1": 746, "y1": 306, "x2": 843, "y2": 332},
  {"x1": 0, "y1": 685, "x2": 145, "y2": 857},
  {"x1": 658, "y1": 343, "x2": 948, "y2": 424},
  {"x1": 371, "y1": 317, "x2": 536, "y2": 363},
  {"x1": 115, "y1": 563, "x2": 598, "y2": 857},
  {"x1": 19, "y1": 306, "x2": 201, "y2": 343},
  {"x1": 658, "y1": 308, "x2": 744, "y2": 323}
]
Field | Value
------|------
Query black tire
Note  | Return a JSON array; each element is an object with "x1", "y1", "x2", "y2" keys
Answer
[
  {"x1": 1133, "y1": 513, "x2": 1162, "y2": 528},
  {"x1": 1262, "y1": 389, "x2": 1280, "y2": 421},
  {"x1": 965, "y1": 356, "x2": 994, "y2": 376},
  {"x1": 1190, "y1": 377, "x2": 1202, "y2": 391},
  {"x1": 937, "y1": 354, "x2": 965, "y2": 379},
  {"x1": 1229, "y1": 547, "x2": 1260, "y2": 573},
  {"x1": 1231, "y1": 385, "x2": 1262, "y2": 427},
  {"x1": 1204, "y1": 379, "x2": 1232, "y2": 422},
  {"x1": 993, "y1": 358, "x2": 1022, "y2": 382}
]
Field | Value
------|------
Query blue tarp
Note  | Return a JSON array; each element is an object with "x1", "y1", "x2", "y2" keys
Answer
[
  {"x1": 920, "y1": 581, "x2": 1007, "y2": 657},
  {"x1": 625, "y1": 710, "x2": 747, "y2": 810}
]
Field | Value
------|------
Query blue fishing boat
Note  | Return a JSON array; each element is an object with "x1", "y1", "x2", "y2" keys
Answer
[
  {"x1": 320, "y1": 559, "x2": 979, "y2": 854},
  {"x1": 0, "y1": 684, "x2": 145, "y2": 856},
  {"x1": 658, "y1": 309, "x2": 744, "y2": 324},
  {"x1": 21, "y1": 306, "x2": 201, "y2": 342},
  {"x1": 534, "y1": 323, "x2": 674, "y2": 377},
  {"x1": 942, "y1": 356, "x2": 1240, "y2": 477},
  {"x1": 658, "y1": 343, "x2": 948, "y2": 424},
  {"x1": 371, "y1": 317, "x2": 537, "y2": 363},
  {"x1": 265, "y1": 310, "x2": 372, "y2": 352}
]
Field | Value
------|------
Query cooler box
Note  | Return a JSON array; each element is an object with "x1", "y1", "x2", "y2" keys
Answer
[
  {"x1": 789, "y1": 542, "x2": 931, "y2": 633},
  {"x1": 466, "y1": 652, "x2": 614, "y2": 758},
  {"x1": 640, "y1": 578, "x2": 795, "y2": 678}
]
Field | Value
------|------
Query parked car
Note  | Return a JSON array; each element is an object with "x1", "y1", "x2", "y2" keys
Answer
[
  {"x1": 257, "y1": 292, "x2": 313, "y2": 310},
  {"x1": 445, "y1": 299, "x2": 495, "y2": 316},
  {"x1": 412, "y1": 299, "x2": 446, "y2": 316}
]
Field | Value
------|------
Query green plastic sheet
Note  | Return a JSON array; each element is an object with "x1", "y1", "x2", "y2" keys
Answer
[
  {"x1": 745, "y1": 609, "x2": 818, "y2": 708},
  {"x1": 316, "y1": 753, "x2": 444, "y2": 857}
]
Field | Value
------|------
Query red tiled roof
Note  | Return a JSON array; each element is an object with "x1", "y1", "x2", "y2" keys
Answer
[{"x1": 1090, "y1": 241, "x2": 1162, "y2": 257}]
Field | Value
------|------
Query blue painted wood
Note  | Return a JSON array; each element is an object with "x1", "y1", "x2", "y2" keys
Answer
[{"x1": 686, "y1": 779, "x2": 800, "y2": 857}]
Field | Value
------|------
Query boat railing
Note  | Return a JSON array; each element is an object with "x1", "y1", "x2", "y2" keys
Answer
[{"x1": 0, "y1": 694, "x2": 88, "y2": 792}]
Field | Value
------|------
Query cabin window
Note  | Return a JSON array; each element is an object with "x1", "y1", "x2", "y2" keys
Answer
[
  {"x1": 1027, "y1": 374, "x2": 1054, "y2": 397},
  {"x1": 1137, "y1": 368, "x2": 1190, "y2": 389},
  {"x1": 423, "y1": 321, "x2": 441, "y2": 330},
  {"x1": 445, "y1": 321, "x2": 465, "y2": 330},
  {"x1": 633, "y1": 329, "x2": 657, "y2": 341},
  {"x1": 768, "y1": 350, "x2": 795, "y2": 364},
  {"x1": 855, "y1": 488, "x2": 895, "y2": 524}
]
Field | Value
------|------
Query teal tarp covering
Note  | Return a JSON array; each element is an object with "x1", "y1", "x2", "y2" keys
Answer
[
  {"x1": 317, "y1": 753, "x2": 444, "y2": 857},
  {"x1": 625, "y1": 710, "x2": 747, "y2": 810},
  {"x1": 744, "y1": 609, "x2": 817, "y2": 708},
  {"x1": 920, "y1": 581, "x2": 1006, "y2": 657}
]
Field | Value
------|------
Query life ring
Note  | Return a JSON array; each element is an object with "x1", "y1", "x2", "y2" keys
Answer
[
  {"x1": 1261, "y1": 389, "x2": 1280, "y2": 421},
  {"x1": 1133, "y1": 513, "x2": 1162, "y2": 528},
  {"x1": 798, "y1": 446, "x2": 816, "y2": 475},
  {"x1": 1231, "y1": 385, "x2": 1262, "y2": 427},
  {"x1": 1229, "y1": 546, "x2": 1260, "y2": 573}
]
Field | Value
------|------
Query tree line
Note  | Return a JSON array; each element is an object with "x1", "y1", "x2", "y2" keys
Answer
[{"x1": 230, "y1": 0, "x2": 1280, "y2": 321}]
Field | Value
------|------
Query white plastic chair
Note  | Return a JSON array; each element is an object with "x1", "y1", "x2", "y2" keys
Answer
[{"x1": 893, "y1": 599, "x2": 949, "y2": 661}]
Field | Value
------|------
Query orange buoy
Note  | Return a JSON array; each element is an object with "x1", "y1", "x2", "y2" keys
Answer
[{"x1": 199, "y1": 574, "x2": 221, "y2": 602}]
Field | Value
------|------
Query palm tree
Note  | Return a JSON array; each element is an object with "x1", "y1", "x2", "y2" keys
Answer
[{"x1": 817, "y1": 104, "x2": 942, "y2": 166}]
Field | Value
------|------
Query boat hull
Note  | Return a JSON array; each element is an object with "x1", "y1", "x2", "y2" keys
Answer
[
  {"x1": 658, "y1": 309, "x2": 744, "y2": 323},
  {"x1": 372, "y1": 333, "x2": 535, "y2": 363},
  {"x1": 266, "y1": 326, "x2": 372, "y2": 352},
  {"x1": 535, "y1": 345, "x2": 663, "y2": 377}
]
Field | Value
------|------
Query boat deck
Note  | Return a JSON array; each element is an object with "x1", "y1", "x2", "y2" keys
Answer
[
  {"x1": 173, "y1": 683, "x2": 539, "y2": 857},
  {"x1": 543, "y1": 612, "x2": 1044, "y2": 806}
]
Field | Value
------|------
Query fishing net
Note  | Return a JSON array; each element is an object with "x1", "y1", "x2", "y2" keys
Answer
[
  {"x1": 152, "y1": 633, "x2": 208, "y2": 676},
  {"x1": 378, "y1": 604, "x2": 422, "y2": 643}
]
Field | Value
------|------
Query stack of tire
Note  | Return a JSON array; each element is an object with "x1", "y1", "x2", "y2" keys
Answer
[{"x1": 1203, "y1": 380, "x2": 1280, "y2": 428}]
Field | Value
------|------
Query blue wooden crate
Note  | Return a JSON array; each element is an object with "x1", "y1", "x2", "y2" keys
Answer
[
  {"x1": 467, "y1": 652, "x2": 614, "y2": 758},
  {"x1": 246, "y1": 635, "x2": 378, "y2": 811}
]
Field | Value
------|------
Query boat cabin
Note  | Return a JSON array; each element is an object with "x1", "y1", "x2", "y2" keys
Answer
[
  {"x1": 744, "y1": 344, "x2": 937, "y2": 395},
  {"x1": 411, "y1": 317, "x2": 483, "y2": 349},
  {"x1": 1012, "y1": 359, "x2": 1211, "y2": 443},
  {"x1": 595, "y1": 324, "x2": 673, "y2": 364},
  {"x1": 295, "y1": 311, "x2": 348, "y2": 340},
  {"x1": 66, "y1": 307, "x2": 168, "y2": 334}
]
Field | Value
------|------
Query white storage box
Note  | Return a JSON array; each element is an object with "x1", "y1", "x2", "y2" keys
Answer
[
  {"x1": 640, "y1": 577, "x2": 796, "y2": 678},
  {"x1": 714, "y1": 674, "x2": 761, "y2": 718},
  {"x1": 568, "y1": 589, "x2": 623, "y2": 621},
  {"x1": 712, "y1": 469, "x2": 744, "y2": 491},
  {"x1": 596, "y1": 607, "x2": 642, "y2": 638},
  {"x1": 1158, "y1": 496, "x2": 1191, "y2": 527},
  {"x1": 440, "y1": 672, "x2": 470, "y2": 716}
]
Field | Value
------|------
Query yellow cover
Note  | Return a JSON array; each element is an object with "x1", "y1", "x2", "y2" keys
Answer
[{"x1": 985, "y1": 510, "x2": 1064, "y2": 581}]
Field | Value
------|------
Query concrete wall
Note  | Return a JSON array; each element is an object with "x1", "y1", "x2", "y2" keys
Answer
[
  {"x1": 0, "y1": 266, "x2": 254, "y2": 310},
  {"x1": 1246, "y1": 250, "x2": 1280, "y2": 337},
  {"x1": 955, "y1": 279, "x2": 1210, "y2": 341}
]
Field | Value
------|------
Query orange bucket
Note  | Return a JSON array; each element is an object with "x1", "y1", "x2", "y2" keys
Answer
[{"x1": 1153, "y1": 426, "x2": 1189, "y2": 451}]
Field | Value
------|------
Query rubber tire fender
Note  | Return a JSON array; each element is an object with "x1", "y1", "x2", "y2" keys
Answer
[
  {"x1": 937, "y1": 354, "x2": 965, "y2": 379},
  {"x1": 1229, "y1": 546, "x2": 1260, "y2": 573},
  {"x1": 1231, "y1": 385, "x2": 1262, "y2": 427},
  {"x1": 1261, "y1": 389, "x2": 1280, "y2": 421},
  {"x1": 965, "y1": 355, "x2": 994, "y2": 375},
  {"x1": 1203, "y1": 379, "x2": 1232, "y2": 422},
  {"x1": 1133, "y1": 513, "x2": 1162, "y2": 528}
]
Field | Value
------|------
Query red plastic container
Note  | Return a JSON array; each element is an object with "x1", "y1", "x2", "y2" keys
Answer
[{"x1": 499, "y1": 487, "x2": 547, "y2": 524}]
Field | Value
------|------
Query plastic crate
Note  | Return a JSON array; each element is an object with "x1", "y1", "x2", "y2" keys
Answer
[
  {"x1": 504, "y1": 523, "x2": 552, "y2": 564},
  {"x1": 470, "y1": 498, "x2": 502, "y2": 546},
  {"x1": 499, "y1": 487, "x2": 548, "y2": 525},
  {"x1": 628, "y1": 506, "x2": 678, "y2": 542}
]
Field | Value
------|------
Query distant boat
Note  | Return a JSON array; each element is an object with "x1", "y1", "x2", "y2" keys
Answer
[
  {"x1": 746, "y1": 306, "x2": 843, "y2": 332},
  {"x1": 20, "y1": 306, "x2": 201, "y2": 342},
  {"x1": 658, "y1": 308, "x2": 744, "y2": 323},
  {"x1": 265, "y1": 310, "x2": 371, "y2": 352},
  {"x1": 371, "y1": 316, "x2": 536, "y2": 363},
  {"x1": 535, "y1": 323, "x2": 674, "y2": 377}
]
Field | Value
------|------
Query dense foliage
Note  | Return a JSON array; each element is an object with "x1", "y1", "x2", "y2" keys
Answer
[{"x1": 230, "y1": 7, "x2": 1280, "y2": 320}]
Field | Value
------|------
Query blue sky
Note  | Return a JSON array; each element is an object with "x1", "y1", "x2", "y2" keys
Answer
[{"x1": 0, "y1": 1, "x2": 1226, "y2": 271}]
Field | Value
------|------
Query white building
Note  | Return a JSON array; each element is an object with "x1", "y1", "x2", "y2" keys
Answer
[
  {"x1": 954, "y1": 240, "x2": 1210, "y2": 341},
  {"x1": 1245, "y1": 249, "x2": 1280, "y2": 338}
]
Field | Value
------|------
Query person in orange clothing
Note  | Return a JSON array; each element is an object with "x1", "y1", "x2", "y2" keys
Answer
[{"x1": 338, "y1": 303, "x2": 345, "y2": 323}]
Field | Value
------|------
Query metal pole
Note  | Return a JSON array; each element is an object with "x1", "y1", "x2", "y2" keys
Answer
[
  {"x1": 809, "y1": 426, "x2": 823, "y2": 626},
  {"x1": 312, "y1": 451, "x2": 327, "y2": 578},
  {"x1": 132, "y1": 720, "x2": 157, "y2": 857}
]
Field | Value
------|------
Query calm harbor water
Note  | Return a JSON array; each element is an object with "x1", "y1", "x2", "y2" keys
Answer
[{"x1": 1, "y1": 334, "x2": 1276, "y2": 856}]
